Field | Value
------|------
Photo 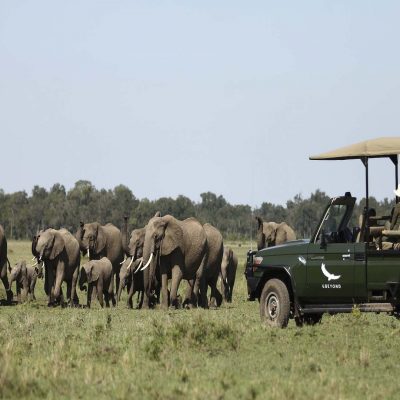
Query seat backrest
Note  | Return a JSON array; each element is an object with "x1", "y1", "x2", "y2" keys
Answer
[
  {"x1": 356, "y1": 208, "x2": 376, "y2": 243},
  {"x1": 390, "y1": 203, "x2": 400, "y2": 230}
]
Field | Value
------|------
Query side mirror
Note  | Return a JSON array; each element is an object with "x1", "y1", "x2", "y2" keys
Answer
[{"x1": 320, "y1": 229, "x2": 327, "y2": 249}]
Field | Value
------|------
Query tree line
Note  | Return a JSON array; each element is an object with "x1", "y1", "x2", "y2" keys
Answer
[{"x1": 0, "y1": 180, "x2": 394, "y2": 240}]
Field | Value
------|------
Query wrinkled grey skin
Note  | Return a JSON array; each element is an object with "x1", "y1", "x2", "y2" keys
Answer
[
  {"x1": 0, "y1": 225, "x2": 13, "y2": 303},
  {"x1": 255, "y1": 217, "x2": 296, "y2": 250},
  {"x1": 79, "y1": 257, "x2": 115, "y2": 308},
  {"x1": 32, "y1": 228, "x2": 80, "y2": 306},
  {"x1": 142, "y1": 215, "x2": 207, "y2": 309},
  {"x1": 77, "y1": 222, "x2": 124, "y2": 295},
  {"x1": 118, "y1": 258, "x2": 143, "y2": 308},
  {"x1": 8, "y1": 260, "x2": 39, "y2": 302},
  {"x1": 196, "y1": 223, "x2": 223, "y2": 308},
  {"x1": 220, "y1": 247, "x2": 237, "y2": 303}
]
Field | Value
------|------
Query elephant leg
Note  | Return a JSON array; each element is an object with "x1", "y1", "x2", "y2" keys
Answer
[
  {"x1": 141, "y1": 282, "x2": 150, "y2": 309},
  {"x1": 160, "y1": 272, "x2": 169, "y2": 310},
  {"x1": 53, "y1": 265, "x2": 65, "y2": 305},
  {"x1": 127, "y1": 283, "x2": 134, "y2": 309},
  {"x1": 199, "y1": 276, "x2": 208, "y2": 309},
  {"x1": 0, "y1": 265, "x2": 12, "y2": 303},
  {"x1": 66, "y1": 282, "x2": 72, "y2": 305},
  {"x1": 22, "y1": 284, "x2": 29, "y2": 302},
  {"x1": 104, "y1": 292, "x2": 110, "y2": 308},
  {"x1": 183, "y1": 279, "x2": 195, "y2": 308},
  {"x1": 71, "y1": 268, "x2": 79, "y2": 306},
  {"x1": 114, "y1": 270, "x2": 120, "y2": 297},
  {"x1": 209, "y1": 276, "x2": 222, "y2": 308},
  {"x1": 109, "y1": 283, "x2": 116, "y2": 307},
  {"x1": 87, "y1": 284, "x2": 93, "y2": 308},
  {"x1": 97, "y1": 281, "x2": 104, "y2": 307},
  {"x1": 137, "y1": 290, "x2": 144, "y2": 309},
  {"x1": 16, "y1": 283, "x2": 21, "y2": 303},
  {"x1": 228, "y1": 280, "x2": 235, "y2": 302},
  {"x1": 170, "y1": 266, "x2": 182, "y2": 309},
  {"x1": 97, "y1": 291, "x2": 104, "y2": 308}
]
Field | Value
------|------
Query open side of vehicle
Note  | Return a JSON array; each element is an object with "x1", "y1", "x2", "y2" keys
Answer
[{"x1": 246, "y1": 137, "x2": 400, "y2": 327}]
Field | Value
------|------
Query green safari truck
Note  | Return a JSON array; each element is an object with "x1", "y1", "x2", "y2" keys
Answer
[{"x1": 245, "y1": 137, "x2": 400, "y2": 327}]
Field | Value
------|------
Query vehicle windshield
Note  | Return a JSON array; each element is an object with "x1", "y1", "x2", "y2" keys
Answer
[{"x1": 314, "y1": 200, "x2": 354, "y2": 244}]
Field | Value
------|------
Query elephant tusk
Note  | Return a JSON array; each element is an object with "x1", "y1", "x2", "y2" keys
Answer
[
  {"x1": 141, "y1": 253, "x2": 153, "y2": 271},
  {"x1": 31, "y1": 261, "x2": 38, "y2": 268},
  {"x1": 120, "y1": 256, "x2": 127, "y2": 265},
  {"x1": 87, "y1": 248, "x2": 90, "y2": 258},
  {"x1": 31, "y1": 256, "x2": 36, "y2": 261},
  {"x1": 126, "y1": 257, "x2": 134, "y2": 271},
  {"x1": 134, "y1": 259, "x2": 143, "y2": 274}
]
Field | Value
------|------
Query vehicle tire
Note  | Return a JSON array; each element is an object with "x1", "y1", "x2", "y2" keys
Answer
[{"x1": 260, "y1": 279, "x2": 290, "y2": 328}]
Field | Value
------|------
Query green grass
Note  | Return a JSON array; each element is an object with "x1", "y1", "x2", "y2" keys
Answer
[{"x1": 2, "y1": 241, "x2": 400, "y2": 399}]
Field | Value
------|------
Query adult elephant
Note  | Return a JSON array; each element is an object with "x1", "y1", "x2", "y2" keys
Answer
[
  {"x1": 255, "y1": 217, "x2": 296, "y2": 250},
  {"x1": 76, "y1": 222, "x2": 124, "y2": 294},
  {"x1": 0, "y1": 225, "x2": 13, "y2": 304},
  {"x1": 142, "y1": 214, "x2": 207, "y2": 309},
  {"x1": 118, "y1": 212, "x2": 161, "y2": 308},
  {"x1": 197, "y1": 223, "x2": 223, "y2": 308},
  {"x1": 32, "y1": 228, "x2": 80, "y2": 306}
]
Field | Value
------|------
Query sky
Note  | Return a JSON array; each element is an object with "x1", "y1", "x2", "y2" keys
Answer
[{"x1": 1, "y1": 1, "x2": 400, "y2": 207}]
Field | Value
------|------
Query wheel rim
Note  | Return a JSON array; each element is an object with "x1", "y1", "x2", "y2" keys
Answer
[{"x1": 265, "y1": 292, "x2": 279, "y2": 320}]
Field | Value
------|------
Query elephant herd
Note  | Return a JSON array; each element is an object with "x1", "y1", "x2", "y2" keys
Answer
[
  {"x1": 0, "y1": 214, "x2": 296, "y2": 308},
  {"x1": 0, "y1": 213, "x2": 239, "y2": 310}
]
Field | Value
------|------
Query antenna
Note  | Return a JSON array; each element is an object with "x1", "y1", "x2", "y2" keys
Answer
[{"x1": 250, "y1": 207, "x2": 253, "y2": 251}]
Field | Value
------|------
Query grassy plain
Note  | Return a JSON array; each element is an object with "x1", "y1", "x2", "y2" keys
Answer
[{"x1": 1, "y1": 240, "x2": 400, "y2": 399}]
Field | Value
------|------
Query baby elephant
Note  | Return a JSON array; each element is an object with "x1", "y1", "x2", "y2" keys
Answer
[
  {"x1": 8, "y1": 260, "x2": 39, "y2": 302},
  {"x1": 79, "y1": 257, "x2": 116, "y2": 308},
  {"x1": 220, "y1": 247, "x2": 238, "y2": 303}
]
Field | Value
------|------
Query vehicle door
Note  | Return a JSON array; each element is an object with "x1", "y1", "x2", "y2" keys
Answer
[{"x1": 305, "y1": 196, "x2": 359, "y2": 303}]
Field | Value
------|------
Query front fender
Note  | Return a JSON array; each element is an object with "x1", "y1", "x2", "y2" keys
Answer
[{"x1": 254, "y1": 266, "x2": 296, "y2": 303}]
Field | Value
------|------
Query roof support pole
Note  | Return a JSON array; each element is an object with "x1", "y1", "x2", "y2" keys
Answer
[
  {"x1": 361, "y1": 157, "x2": 369, "y2": 241},
  {"x1": 361, "y1": 157, "x2": 369, "y2": 212},
  {"x1": 390, "y1": 155, "x2": 398, "y2": 203}
]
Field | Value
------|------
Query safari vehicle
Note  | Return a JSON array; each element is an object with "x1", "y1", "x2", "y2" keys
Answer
[{"x1": 245, "y1": 137, "x2": 400, "y2": 328}]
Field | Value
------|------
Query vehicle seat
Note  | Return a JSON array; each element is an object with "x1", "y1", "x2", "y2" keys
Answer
[
  {"x1": 380, "y1": 203, "x2": 400, "y2": 248},
  {"x1": 357, "y1": 208, "x2": 388, "y2": 247}
]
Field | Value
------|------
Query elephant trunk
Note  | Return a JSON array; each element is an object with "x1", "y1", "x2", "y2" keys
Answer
[
  {"x1": 220, "y1": 267, "x2": 228, "y2": 300},
  {"x1": 31, "y1": 236, "x2": 39, "y2": 259},
  {"x1": 117, "y1": 278, "x2": 125, "y2": 302},
  {"x1": 142, "y1": 239, "x2": 156, "y2": 295},
  {"x1": 79, "y1": 268, "x2": 87, "y2": 291},
  {"x1": 122, "y1": 216, "x2": 130, "y2": 256}
]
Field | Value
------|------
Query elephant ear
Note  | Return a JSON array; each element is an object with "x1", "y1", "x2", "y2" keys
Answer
[
  {"x1": 88, "y1": 262, "x2": 100, "y2": 283},
  {"x1": 161, "y1": 217, "x2": 183, "y2": 256},
  {"x1": 50, "y1": 232, "x2": 65, "y2": 260},
  {"x1": 257, "y1": 231, "x2": 266, "y2": 250},
  {"x1": 255, "y1": 216, "x2": 264, "y2": 231},
  {"x1": 277, "y1": 223, "x2": 289, "y2": 241},
  {"x1": 86, "y1": 263, "x2": 100, "y2": 283},
  {"x1": 95, "y1": 224, "x2": 107, "y2": 254}
]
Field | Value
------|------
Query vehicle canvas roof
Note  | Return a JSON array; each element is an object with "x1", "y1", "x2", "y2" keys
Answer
[{"x1": 309, "y1": 137, "x2": 400, "y2": 160}]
